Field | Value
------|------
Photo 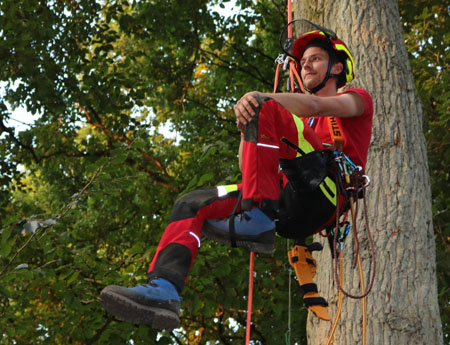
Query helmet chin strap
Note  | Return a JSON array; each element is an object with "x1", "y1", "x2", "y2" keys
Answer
[
  {"x1": 307, "y1": 75, "x2": 330, "y2": 94},
  {"x1": 304, "y1": 56, "x2": 340, "y2": 94}
]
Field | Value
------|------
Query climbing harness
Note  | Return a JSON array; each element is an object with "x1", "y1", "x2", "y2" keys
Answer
[
  {"x1": 245, "y1": 3, "x2": 375, "y2": 345},
  {"x1": 274, "y1": 6, "x2": 376, "y2": 345},
  {"x1": 281, "y1": 135, "x2": 375, "y2": 345}
]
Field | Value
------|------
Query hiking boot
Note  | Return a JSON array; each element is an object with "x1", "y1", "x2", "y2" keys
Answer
[
  {"x1": 100, "y1": 278, "x2": 181, "y2": 330},
  {"x1": 203, "y1": 208, "x2": 276, "y2": 254}
]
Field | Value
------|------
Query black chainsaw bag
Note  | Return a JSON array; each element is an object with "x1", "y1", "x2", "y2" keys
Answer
[{"x1": 279, "y1": 150, "x2": 334, "y2": 192}]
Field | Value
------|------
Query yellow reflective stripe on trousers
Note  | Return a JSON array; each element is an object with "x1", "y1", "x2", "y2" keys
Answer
[
  {"x1": 217, "y1": 184, "x2": 238, "y2": 197},
  {"x1": 291, "y1": 114, "x2": 337, "y2": 205},
  {"x1": 292, "y1": 115, "x2": 315, "y2": 157},
  {"x1": 319, "y1": 177, "x2": 337, "y2": 206}
]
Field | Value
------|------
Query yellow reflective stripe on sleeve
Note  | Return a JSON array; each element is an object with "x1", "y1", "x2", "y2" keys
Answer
[
  {"x1": 292, "y1": 115, "x2": 315, "y2": 158},
  {"x1": 319, "y1": 177, "x2": 337, "y2": 206}
]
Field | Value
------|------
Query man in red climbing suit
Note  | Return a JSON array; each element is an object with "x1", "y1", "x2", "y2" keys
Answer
[{"x1": 100, "y1": 20, "x2": 373, "y2": 330}]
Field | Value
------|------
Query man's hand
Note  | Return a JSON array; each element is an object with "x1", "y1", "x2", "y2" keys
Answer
[{"x1": 234, "y1": 91, "x2": 261, "y2": 132}]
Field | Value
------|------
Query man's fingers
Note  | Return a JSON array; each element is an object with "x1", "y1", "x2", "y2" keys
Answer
[
  {"x1": 234, "y1": 92, "x2": 260, "y2": 126},
  {"x1": 248, "y1": 94, "x2": 260, "y2": 107},
  {"x1": 243, "y1": 99, "x2": 256, "y2": 116},
  {"x1": 242, "y1": 94, "x2": 260, "y2": 116},
  {"x1": 237, "y1": 97, "x2": 257, "y2": 118},
  {"x1": 234, "y1": 104, "x2": 250, "y2": 125}
]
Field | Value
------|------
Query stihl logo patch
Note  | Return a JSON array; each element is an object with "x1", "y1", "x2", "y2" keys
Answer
[{"x1": 329, "y1": 117, "x2": 342, "y2": 137}]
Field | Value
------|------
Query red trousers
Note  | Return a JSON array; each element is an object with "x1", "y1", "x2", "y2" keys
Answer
[{"x1": 147, "y1": 97, "x2": 336, "y2": 292}]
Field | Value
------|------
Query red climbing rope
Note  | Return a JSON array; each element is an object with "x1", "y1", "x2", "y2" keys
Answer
[
  {"x1": 245, "y1": 251, "x2": 255, "y2": 345},
  {"x1": 246, "y1": 1, "x2": 294, "y2": 342}
]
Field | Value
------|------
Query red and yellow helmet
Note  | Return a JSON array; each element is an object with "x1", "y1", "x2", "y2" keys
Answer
[
  {"x1": 280, "y1": 19, "x2": 355, "y2": 93},
  {"x1": 292, "y1": 30, "x2": 355, "y2": 87}
]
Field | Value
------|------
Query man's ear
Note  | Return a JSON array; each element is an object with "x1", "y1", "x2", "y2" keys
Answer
[{"x1": 331, "y1": 62, "x2": 344, "y2": 75}]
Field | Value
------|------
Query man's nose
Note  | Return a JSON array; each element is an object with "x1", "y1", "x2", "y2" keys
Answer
[{"x1": 302, "y1": 59, "x2": 312, "y2": 70}]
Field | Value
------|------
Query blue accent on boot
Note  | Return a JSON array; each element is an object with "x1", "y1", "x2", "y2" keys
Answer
[
  {"x1": 206, "y1": 208, "x2": 275, "y2": 235},
  {"x1": 100, "y1": 278, "x2": 181, "y2": 329},
  {"x1": 128, "y1": 278, "x2": 181, "y2": 302}
]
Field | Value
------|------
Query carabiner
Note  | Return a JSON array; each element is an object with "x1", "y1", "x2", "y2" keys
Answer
[{"x1": 362, "y1": 175, "x2": 371, "y2": 188}]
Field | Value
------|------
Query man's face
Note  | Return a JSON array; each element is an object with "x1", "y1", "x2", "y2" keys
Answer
[{"x1": 300, "y1": 46, "x2": 329, "y2": 90}]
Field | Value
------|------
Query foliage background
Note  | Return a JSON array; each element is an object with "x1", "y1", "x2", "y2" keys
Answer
[{"x1": 0, "y1": 0, "x2": 448, "y2": 344}]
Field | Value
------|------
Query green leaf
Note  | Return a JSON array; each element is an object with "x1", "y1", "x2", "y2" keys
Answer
[
  {"x1": 1, "y1": 226, "x2": 13, "y2": 258},
  {"x1": 197, "y1": 172, "x2": 214, "y2": 186},
  {"x1": 66, "y1": 271, "x2": 80, "y2": 285},
  {"x1": 129, "y1": 242, "x2": 144, "y2": 255}
]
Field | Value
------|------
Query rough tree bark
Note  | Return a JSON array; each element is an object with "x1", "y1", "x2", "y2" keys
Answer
[{"x1": 292, "y1": 0, "x2": 444, "y2": 344}]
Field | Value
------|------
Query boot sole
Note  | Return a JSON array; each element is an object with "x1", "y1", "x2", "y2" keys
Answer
[
  {"x1": 202, "y1": 226, "x2": 275, "y2": 254},
  {"x1": 100, "y1": 287, "x2": 180, "y2": 330}
]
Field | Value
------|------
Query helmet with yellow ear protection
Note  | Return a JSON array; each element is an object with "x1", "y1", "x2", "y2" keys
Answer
[
  {"x1": 292, "y1": 30, "x2": 355, "y2": 87},
  {"x1": 280, "y1": 19, "x2": 355, "y2": 93}
]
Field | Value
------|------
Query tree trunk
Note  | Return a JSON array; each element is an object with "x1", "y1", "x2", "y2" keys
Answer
[{"x1": 292, "y1": 0, "x2": 444, "y2": 344}]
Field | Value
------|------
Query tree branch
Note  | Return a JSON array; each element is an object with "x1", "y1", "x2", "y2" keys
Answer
[
  {"x1": 0, "y1": 162, "x2": 104, "y2": 276},
  {"x1": 75, "y1": 103, "x2": 174, "y2": 187},
  {"x1": 199, "y1": 48, "x2": 274, "y2": 88},
  {"x1": 0, "y1": 117, "x2": 39, "y2": 162}
]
